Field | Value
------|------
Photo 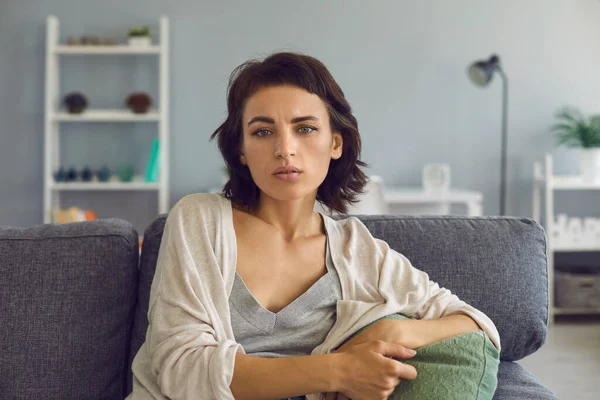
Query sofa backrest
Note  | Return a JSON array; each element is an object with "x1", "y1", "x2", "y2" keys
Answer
[
  {"x1": 0, "y1": 219, "x2": 139, "y2": 400},
  {"x1": 131, "y1": 213, "x2": 548, "y2": 379}
]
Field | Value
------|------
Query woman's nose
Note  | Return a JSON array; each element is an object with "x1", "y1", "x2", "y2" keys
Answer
[{"x1": 274, "y1": 131, "x2": 297, "y2": 159}]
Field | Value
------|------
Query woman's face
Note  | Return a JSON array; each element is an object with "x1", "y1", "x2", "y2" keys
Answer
[{"x1": 240, "y1": 84, "x2": 343, "y2": 203}]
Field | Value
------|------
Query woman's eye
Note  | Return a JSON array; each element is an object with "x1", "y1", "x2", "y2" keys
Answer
[
  {"x1": 298, "y1": 126, "x2": 316, "y2": 134},
  {"x1": 253, "y1": 129, "x2": 271, "y2": 137}
]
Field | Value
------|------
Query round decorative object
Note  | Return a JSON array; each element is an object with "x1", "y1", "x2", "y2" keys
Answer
[
  {"x1": 66, "y1": 166, "x2": 78, "y2": 182},
  {"x1": 80, "y1": 165, "x2": 94, "y2": 182},
  {"x1": 422, "y1": 163, "x2": 451, "y2": 192},
  {"x1": 97, "y1": 165, "x2": 112, "y2": 182},
  {"x1": 54, "y1": 167, "x2": 66, "y2": 182},
  {"x1": 63, "y1": 92, "x2": 88, "y2": 114},
  {"x1": 118, "y1": 164, "x2": 135, "y2": 182},
  {"x1": 125, "y1": 92, "x2": 152, "y2": 114}
]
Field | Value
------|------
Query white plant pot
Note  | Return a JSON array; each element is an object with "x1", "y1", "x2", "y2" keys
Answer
[
  {"x1": 579, "y1": 148, "x2": 600, "y2": 182},
  {"x1": 128, "y1": 36, "x2": 151, "y2": 46}
]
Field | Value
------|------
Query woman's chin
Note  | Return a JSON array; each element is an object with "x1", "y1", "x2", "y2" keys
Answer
[{"x1": 260, "y1": 186, "x2": 319, "y2": 203}]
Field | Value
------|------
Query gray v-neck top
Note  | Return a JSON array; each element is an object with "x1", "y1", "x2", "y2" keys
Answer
[{"x1": 229, "y1": 236, "x2": 343, "y2": 358}]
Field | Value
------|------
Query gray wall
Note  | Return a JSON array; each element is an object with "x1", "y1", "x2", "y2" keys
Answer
[{"x1": 1, "y1": 0, "x2": 599, "y2": 232}]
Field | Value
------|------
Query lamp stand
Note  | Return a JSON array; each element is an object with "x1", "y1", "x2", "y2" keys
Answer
[{"x1": 498, "y1": 68, "x2": 508, "y2": 216}]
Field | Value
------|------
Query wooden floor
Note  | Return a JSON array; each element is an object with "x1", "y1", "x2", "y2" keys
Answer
[{"x1": 518, "y1": 317, "x2": 600, "y2": 399}]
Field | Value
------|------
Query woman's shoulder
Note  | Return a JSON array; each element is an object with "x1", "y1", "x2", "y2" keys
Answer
[
  {"x1": 323, "y1": 213, "x2": 374, "y2": 239},
  {"x1": 165, "y1": 192, "x2": 230, "y2": 231},
  {"x1": 322, "y1": 214, "x2": 384, "y2": 257},
  {"x1": 170, "y1": 192, "x2": 228, "y2": 216}
]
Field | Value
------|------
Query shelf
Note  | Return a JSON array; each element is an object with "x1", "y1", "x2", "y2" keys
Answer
[
  {"x1": 554, "y1": 307, "x2": 600, "y2": 316},
  {"x1": 52, "y1": 109, "x2": 160, "y2": 122},
  {"x1": 537, "y1": 175, "x2": 600, "y2": 190},
  {"x1": 554, "y1": 245, "x2": 600, "y2": 252},
  {"x1": 44, "y1": 15, "x2": 170, "y2": 224},
  {"x1": 55, "y1": 45, "x2": 160, "y2": 55},
  {"x1": 49, "y1": 177, "x2": 160, "y2": 191}
]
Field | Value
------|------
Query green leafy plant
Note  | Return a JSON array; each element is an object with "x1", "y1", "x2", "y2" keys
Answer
[
  {"x1": 127, "y1": 26, "x2": 151, "y2": 37},
  {"x1": 552, "y1": 107, "x2": 600, "y2": 148}
]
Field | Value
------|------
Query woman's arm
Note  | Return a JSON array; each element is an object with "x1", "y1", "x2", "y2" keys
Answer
[
  {"x1": 396, "y1": 314, "x2": 481, "y2": 349},
  {"x1": 336, "y1": 314, "x2": 481, "y2": 353},
  {"x1": 144, "y1": 200, "x2": 243, "y2": 399},
  {"x1": 231, "y1": 353, "x2": 339, "y2": 400},
  {"x1": 231, "y1": 342, "x2": 418, "y2": 400}
]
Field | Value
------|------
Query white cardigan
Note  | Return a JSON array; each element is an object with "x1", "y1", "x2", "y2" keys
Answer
[{"x1": 128, "y1": 193, "x2": 500, "y2": 400}]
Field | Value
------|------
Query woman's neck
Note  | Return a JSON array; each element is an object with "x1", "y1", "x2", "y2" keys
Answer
[{"x1": 249, "y1": 197, "x2": 323, "y2": 242}]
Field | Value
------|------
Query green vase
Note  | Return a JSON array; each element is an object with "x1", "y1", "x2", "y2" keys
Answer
[{"x1": 118, "y1": 164, "x2": 135, "y2": 182}]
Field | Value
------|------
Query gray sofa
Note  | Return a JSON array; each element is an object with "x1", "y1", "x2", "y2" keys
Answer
[{"x1": 0, "y1": 213, "x2": 558, "y2": 399}]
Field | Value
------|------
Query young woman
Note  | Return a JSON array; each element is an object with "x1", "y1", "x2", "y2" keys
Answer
[{"x1": 129, "y1": 52, "x2": 500, "y2": 400}]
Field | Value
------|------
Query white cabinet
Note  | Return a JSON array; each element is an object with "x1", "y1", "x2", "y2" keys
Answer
[
  {"x1": 533, "y1": 153, "x2": 600, "y2": 322},
  {"x1": 384, "y1": 187, "x2": 483, "y2": 216},
  {"x1": 43, "y1": 15, "x2": 170, "y2": 224}
]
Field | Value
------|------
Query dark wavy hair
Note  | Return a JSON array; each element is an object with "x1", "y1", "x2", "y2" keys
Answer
[{"x1": 210, "y1": 52, "x2": 368, "y2": 214}]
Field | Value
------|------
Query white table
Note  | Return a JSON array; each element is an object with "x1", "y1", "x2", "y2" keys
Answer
[{"x1": 384, "y1": 187, "x2": 483, "y2": 216}]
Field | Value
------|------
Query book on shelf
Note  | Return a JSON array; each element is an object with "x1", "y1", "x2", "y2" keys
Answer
[
  {"x1": 144, "y1": 137, "x2": 160, "y2": 182},
  {"x1": 52, "y1": 207, "x2": 97, "y2": 224}
]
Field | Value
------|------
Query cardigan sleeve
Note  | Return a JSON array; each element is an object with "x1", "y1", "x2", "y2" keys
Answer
[
  {"x1": 344, "y1": 218, "x2": 501, "y2": 351},
  {"x1": 375, "y1": 237, "x2": 501, "y2": 350},
  {"x1": 144, "y1": 196, "x2": 242, "y2": 399}
]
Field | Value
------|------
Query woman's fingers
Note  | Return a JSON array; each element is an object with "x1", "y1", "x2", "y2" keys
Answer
[{"x1": 377, "y1": 340, "x2": 417, "y2": 360}]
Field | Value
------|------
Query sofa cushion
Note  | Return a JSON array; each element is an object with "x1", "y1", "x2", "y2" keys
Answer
[
  {"x1": 0, "y1": 218, "x2": 139, "y2": 400},
  {"x1": 356, "y1": 215, "x2": 548, "y2": 361},
  {"x1": 494, "y1": 361, "x2": 558, "y2": 399},
  {"x1": 344, "y1": 313, "x2": 500, "y2": 399}
]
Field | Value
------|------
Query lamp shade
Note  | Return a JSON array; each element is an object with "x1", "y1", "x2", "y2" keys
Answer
[{"x1": 468, "y1": 55, "x2": 500, "y2": 86}]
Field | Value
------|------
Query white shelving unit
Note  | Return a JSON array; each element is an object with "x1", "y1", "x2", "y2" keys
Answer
[
  {"x1": 51, "y1": 109, "x2": 162, "y2": 122},
  {"x1": 532, "y1": 153, "x2": 600, "y2": 322},
  {"x1": 43, "y1": 15, "x2": 170, "y2": 224}
]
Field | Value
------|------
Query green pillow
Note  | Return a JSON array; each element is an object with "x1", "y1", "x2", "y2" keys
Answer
[{"x1": 343, "y1": 314, "x2": 499, "y2": 400}]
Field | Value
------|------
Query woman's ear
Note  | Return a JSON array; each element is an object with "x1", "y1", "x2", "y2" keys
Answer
[
  {"x1": 331, "y1": 132, "x2": 343, "y2": 160},
  {"x1": 240, "y1": 153, "x2": 247, "y2": 165}
]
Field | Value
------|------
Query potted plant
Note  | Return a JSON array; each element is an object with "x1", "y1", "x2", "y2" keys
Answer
[
  {"x1": 127, "y1": 25, "x2": 151, "y2": 46},
  {"x1": 552, "y1": 107, "x2": 600, "y2": 182}
]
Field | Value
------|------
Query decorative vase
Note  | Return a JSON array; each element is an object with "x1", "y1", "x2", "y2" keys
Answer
[
  {"x1": 126, "y1": 92, "x2": 152, "y2": 114},
  {"x1": 422, "y1": 163, "x2": 451, "y2": 193},
  {"x1": 54, "y1": 167, "x2": 66, "y2": 182},
  {"x1": 579, "y1": 148, "x2": 600, "y2": 182},
  {"x1": 80, "y1": 165, "x2": 94, "y2": 182},
  {"x1": 66, "y1": 166, "x2": 78, "y2": 182},
  {"x1": 128, "y1": 36, "x2": 151, "y2": 46},
  {"x1": 63, "y1": 92, "x2": 88, "y2": 114},
  {"x1": 97, "y1": 165, "x2": 112, "y2": 182},
  {"x1": 118, "y1": 164, "x2": 135, "y2": 182}
]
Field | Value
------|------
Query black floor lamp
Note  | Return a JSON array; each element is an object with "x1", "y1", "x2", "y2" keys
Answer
[{"x1": 467, "y1": 54, "x2": 508, "y2": 216}]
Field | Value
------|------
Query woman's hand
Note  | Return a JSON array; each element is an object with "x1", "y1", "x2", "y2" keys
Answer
[
  {"x1": 321, "y1": 315, "x2": 481, "y2": 398},
  {"x1": 325, "y1": 340, "x2": 417, "y2": 400},
  {"x1": 322, "y1": 320, "x2": 413, "y2": 400}
]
